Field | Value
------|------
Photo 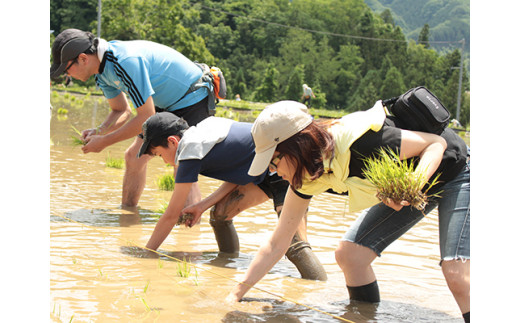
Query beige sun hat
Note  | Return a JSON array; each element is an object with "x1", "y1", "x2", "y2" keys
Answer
[{"x1": 248, "y1": 100, "x2": 312, "y2": 176}]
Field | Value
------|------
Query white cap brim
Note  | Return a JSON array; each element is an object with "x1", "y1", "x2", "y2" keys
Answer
[{"x1": 248, "y1": 145, "x2": 277, "y2": 176}]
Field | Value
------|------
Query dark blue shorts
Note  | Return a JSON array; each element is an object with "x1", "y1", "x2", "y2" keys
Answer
[{"x1": 257, "y1": 172, "x2": 290, "y2": 209}]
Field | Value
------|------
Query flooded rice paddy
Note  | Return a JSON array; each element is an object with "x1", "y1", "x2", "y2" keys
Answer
[{"x1": 50, "y1": 91, "x2": 465, "y2": 322}]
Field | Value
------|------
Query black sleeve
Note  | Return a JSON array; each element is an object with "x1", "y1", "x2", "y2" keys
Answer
[
  {"x1": 348, "y1": 124, "x2": 402, "y2": 179},
  {"x1": 291, "y1": 186, "x2": 313, "y2": 200}
]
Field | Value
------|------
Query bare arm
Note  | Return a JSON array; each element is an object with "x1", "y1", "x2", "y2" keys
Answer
[
  {"x1": 182, "y1": 181, "x2": 239, "y2": 225},
  {"x1": 227, "y1": 189, "x2": 310, "y2": 301},
  {"x1": 145, "y1": 182, "x2": 194, "y2": 250},
  {"x1": 82, "y1": 94, "x2": 155, "y2": 153},
  {"x1": 399, "y1": 129, "x2": 447, "y2": 184},
  {"x1": 81, "y1": 92, "x2": 132, "y2": 138},
  {"x1": 382, "y1": 129, "x2": 447, "y2": 210}
]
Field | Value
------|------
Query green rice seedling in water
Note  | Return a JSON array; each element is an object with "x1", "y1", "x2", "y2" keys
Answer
[
  {"x1": 70, "y1": 125, "x2": 85, "y2": 146},
  {"x1": 105, "y1": 153, "x2": 125, "y2": 169},
  {"x1": 177, "y1": 257, "x2": 192, "y2": 278},
  {"x1": 157, "y1": 173, "x2": 175, "y2": 190},
  {"x1": 158, "y1": 258, "x2": 164, "y2": 269},
  {"x1": 363, "y1": 147, "x2": 441, "y2": 211},
  {"x1": 57, "y1": 107, "x2": 69, "y2": 114},
  {"x1": 154, "y1": 201, "x2": 168, "y2": 216},
  {"x1": 139, "y1": 296, "x2": 151, "y2": 312},
  {"x1": 193, "y1": 265, "x2": 199, "y2": 286}
]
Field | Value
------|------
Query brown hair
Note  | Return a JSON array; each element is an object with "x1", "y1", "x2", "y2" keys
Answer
[{"x1": 276, "y1": 119, "x2": 335, "y2": 189}]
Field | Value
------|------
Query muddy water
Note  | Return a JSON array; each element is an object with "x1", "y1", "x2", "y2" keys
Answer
[{"x1": 50, "y1": 92, "x2": 463, "y2": 322}]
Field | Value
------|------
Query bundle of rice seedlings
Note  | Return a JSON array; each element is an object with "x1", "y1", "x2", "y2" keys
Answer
[
  {"x1": 177, "y1": 213, "x2": 194, "y2": 226},
  {"x1": 70, "y1": 125, "x2": 85, "y2": 146},
  {"x1": 157, "y1": 173, "x2": 175, "y2": 190},
  {"x1": 363, "y1": 147, "x2": 441, "y2": 211},
  {"x1": 105, "y1": 154, "x2": 124, "y2": 169}
]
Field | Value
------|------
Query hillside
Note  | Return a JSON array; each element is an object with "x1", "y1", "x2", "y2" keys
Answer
[{"x1": 365, "y1": 0, "x2": 469, "y2": 52}]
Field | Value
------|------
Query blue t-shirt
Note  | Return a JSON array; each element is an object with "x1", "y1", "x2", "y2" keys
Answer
[
  {"x1": 95, "y1": 40, "x2": 208, "y2": 111},
  {"x1": 175, "y1": 122, "x2": 268, "y2": 184}
]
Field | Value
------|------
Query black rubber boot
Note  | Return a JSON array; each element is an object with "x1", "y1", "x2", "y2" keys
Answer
[
  {"x1": 209, "y1": 217, "x2": 240, "y2": 253},
  {"x1": 347, "y1": 280, "x2": 381, "y2": 303},
  {"x1": 285, "y1": 236, "x2": 327, "y2": 281}
]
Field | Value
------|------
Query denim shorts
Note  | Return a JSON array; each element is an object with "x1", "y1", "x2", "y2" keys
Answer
[{"x1": 341, "y1": 161, "x2": 470, "y2": 264}]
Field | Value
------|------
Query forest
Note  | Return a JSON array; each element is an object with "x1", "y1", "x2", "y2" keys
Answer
[{"x1": 50, "y1": 0, "x2": 470, "y2": 126}]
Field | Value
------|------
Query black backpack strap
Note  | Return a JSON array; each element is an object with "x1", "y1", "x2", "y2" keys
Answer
[{"x1": 382, "y1": 96, "x2": 399, "y2": 108}]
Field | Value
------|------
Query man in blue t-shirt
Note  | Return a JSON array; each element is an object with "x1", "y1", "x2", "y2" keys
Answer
[
  {"x1": 135, "y1": 112, "x2": 327, "y2": 281},
  {"x1": 50, "y1": 29, "x2": 212, "y2": 207}
]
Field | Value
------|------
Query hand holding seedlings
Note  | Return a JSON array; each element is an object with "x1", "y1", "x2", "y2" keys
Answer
[
  {"x1": 177, "y1": 213, "x2": 194, "y2": 227},
  {"x1": 363, "y1": 148, "x2": 441, "y2": 212},
  {"x1": 71, "y1": 126, "x2": 86, "y2": 146}
]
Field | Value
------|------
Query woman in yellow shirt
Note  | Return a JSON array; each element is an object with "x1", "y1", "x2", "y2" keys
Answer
[{"x1": 227, "y1": 100, "x2": 470, "y2": 323}]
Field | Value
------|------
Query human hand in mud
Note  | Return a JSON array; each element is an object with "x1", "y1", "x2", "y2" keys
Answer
[
  {"x1": 181, "y1": 204, "x2": 205, "y2": 227},
  {"x1": 176, "y1": 213, "x2": 195, "y2": 227},
  {"x1": 225, "y1": 291, "x2": 241, "y2": 303},
  {"x1": 120, "y1": 246, "x2": 160, "y2": 259},
  {"x1": 82, "y1": 134, "x2": 108, "y2": 153}
]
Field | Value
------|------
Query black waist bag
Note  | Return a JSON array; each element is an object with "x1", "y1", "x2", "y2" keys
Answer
[{"x1": 383, "y1": 86, "x2": 450, "y2": 135}]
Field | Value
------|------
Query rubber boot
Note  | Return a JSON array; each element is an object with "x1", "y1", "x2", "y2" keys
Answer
[
  {"x1": 347, "y1": 280, "x2": 381, "y2": 303},
  {"x1": 285, "y1": 236, "x2": 327, "y2": 281},
  {"x1": 209, "y1": 207, "x2": 240, "y2": 253}
]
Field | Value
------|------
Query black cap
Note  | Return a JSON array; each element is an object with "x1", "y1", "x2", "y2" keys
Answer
[
  {"x1": 50, "y1": 29, "x2": 93, "y2": 81},
  {"x1": 137, "y1": 112, "x2": 189, "y2": 158}
]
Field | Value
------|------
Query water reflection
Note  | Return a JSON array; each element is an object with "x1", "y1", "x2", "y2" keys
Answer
[
  {"x1": 222, "y1": 299, "x2": 459, "y2": 323},
  {"x1": 50, "y1": 91, "x2": 464, "y2": 322}
]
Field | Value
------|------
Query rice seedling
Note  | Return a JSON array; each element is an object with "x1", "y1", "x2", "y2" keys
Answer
[
  {"x1": 70, "y1": 126, "x2": 85, "y2": 146},
  {"x1": 57, "y1": 107, "x2": 69, "y2": 114},
  {"x1": 143, "y1": 281, "x2": 150, "y2": 293},
  {"x1": 177, "y1": 213, "x2": 194, "y2": 226},
  {"x1": 154, "y1": 201, "x2": 168, "y2": 216},
  {"x1": 177, "y1": 257, "x2": 192, "y2": 278},
  {"x1": 157, "y1": 258, "x2": 164, "y2": 269},
  {"x1": 363, "y1": 147, "x2": 441, "y2": 211},
  {"x1": 157, "y1": 173, "x2": 175, "y2": 191},
  {"x1": 139, "y1": 296, "x2": 151, "y2": 312},
  {"x1": 105, "y1": 153, "x2": 125, "y2": 169}
]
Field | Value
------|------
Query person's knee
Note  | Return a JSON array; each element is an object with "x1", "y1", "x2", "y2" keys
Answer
[
  {"x1": 335, "y1": 241, "x2": 374, "y2": 271},
  {"x1": 335, "y1": 241, "x2": 356, "y2": 270},
  {"x1": 125, "y1": 145, "x2": 148, "y2": 170},
  {"x1": 442, "y1": 259, "x2": 470, "y2": 296},
  {"x1": 210, "y1": 205, "x2": 232, "y2": 222}
]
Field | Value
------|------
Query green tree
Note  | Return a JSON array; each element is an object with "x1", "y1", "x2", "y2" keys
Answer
[
  {"x1": 254, "y1": 64, "x2": 280, "y2": 102},
  {"x1": 51, "y1": 0, "x2": 97, "y2": 33},
  {"x1": 284, "y1": 65, "x2": 305, "y2": 101},
  {"x1": 380, "y1": 66, "x2": 406, "y2": 99},
  {"x1": 99, "y1": 0, "x2": 214, "y2": 63},
  {"x1": 233, "y1": 67, "x2": 248, "y2": 99},
  {"x1": 380, "y1": 9, "x2": 395, "y2": 26},
  {"x1": 418, "y1": 24, "x2": 430, "y2": 48},
  {"x1": 347, "y1": 70, "x2": 381, "y2": 112}
]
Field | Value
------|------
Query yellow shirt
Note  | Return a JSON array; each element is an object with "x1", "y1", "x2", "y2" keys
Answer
[{"x1": 297, "y1": 101, "x2": 387, "y2": 212}]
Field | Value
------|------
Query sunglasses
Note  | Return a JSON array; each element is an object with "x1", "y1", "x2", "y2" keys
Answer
[
  {"x1": 269, "y1": 153, "x2": 284, "y2": 171},
  {"x1": 64, "y1": 57, "x2": 78, "y2": 75}
]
